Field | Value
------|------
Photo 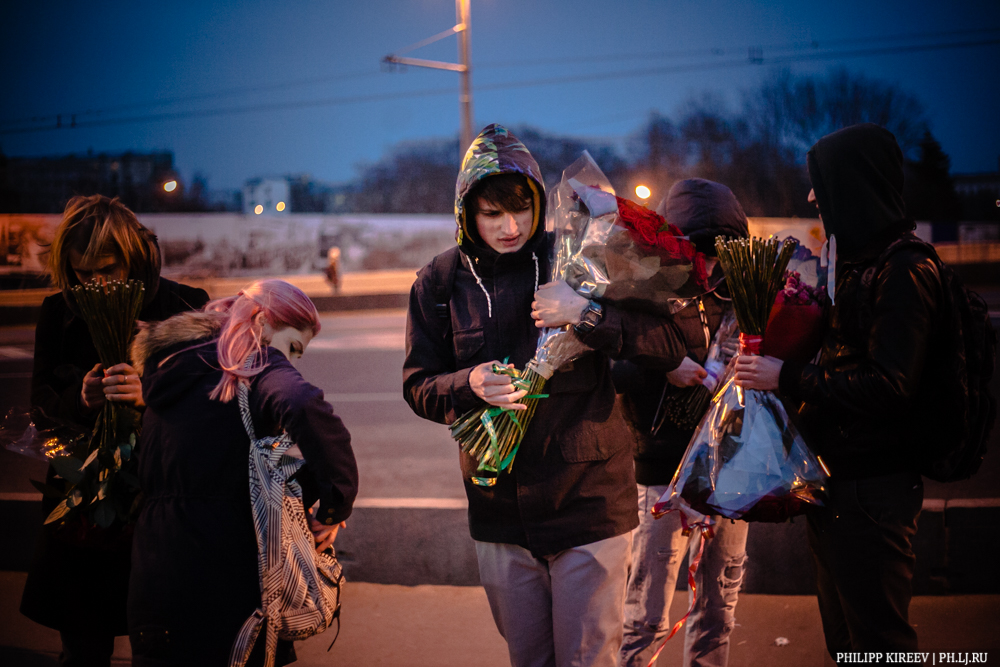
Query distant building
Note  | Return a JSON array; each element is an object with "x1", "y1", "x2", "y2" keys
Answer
[
  {"x1": 242, "y1": 174, "x2": 345, "y2": 215},
  {"x1": 0, "y1": 150, "x2": 179, "y2": 213},
  {"x1": 243, "y1": 177, "x2": 291, "y2": 215}
]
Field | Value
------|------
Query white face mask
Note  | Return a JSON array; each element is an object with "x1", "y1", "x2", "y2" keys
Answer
[{"x1": 819, "y1": 235, "x2": 837, "y2": 306}]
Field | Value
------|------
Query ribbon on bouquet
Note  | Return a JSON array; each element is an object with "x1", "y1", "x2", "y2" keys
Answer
[{"x1": 644, "y1": 512, "x2": 716, "y2": 667}]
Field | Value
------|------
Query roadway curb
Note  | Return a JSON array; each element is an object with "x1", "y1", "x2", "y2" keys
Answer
[
  {"x1": 3, "y1": 497, "x2": 999, "y2": 594},
  {"x1": 0, "y1": 292, "x2": 410, "y2": 326}
]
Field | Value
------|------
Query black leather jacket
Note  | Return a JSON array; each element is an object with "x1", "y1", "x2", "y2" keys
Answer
[{"x1": 779, "y1": 237, "x2": 943, "y2": 479}]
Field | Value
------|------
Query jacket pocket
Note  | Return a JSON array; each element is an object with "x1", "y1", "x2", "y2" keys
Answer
[
  {"x1": 453, "y1": 327, "x2": 485, "y2": 363},
  {"x1": 557, "y1": 417, "x2": 629, "y2": 463}
]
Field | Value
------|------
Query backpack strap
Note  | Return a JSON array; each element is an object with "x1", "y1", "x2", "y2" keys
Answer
[
  {"x1": 429, "y1": 247, "x2": 461, "y2": 336},
  {"x1": 859, "y1": 233, "x2": 941, "y2": 325}
]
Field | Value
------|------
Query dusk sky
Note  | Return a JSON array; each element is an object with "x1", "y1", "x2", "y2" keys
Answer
[{"x1": 2, "y1": 0, "x2": 998, "y2": 191}]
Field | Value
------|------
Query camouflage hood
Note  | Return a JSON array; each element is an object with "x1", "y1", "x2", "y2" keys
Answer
[{"x1": 454, "y1": 124, "x2": 546, "y2": 249}]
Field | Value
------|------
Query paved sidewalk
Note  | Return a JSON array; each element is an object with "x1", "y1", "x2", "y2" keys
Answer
[{"x1": 2, "y1": 571, "x2": 998, "y2": 667}]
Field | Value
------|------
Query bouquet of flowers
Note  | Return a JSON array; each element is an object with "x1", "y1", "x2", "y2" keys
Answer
[
  {"x1": 40, "y1": 279, "x2": 146, "y2": 530},
  {"x1": 761, "y1": 241, "x2": 829, "y2": 364},
  {"x1": 450, "y1": 153, "x2": 716, "y2": 485},
  {"x1": 654, "y1": 236, "x2": 829, "y2": 523}
]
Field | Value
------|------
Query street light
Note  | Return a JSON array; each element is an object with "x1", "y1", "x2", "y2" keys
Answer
[
  {"x1": 383, "y1": 0, "x2": 474, "y2": 156},
  {"x1": 163, "y1": 180, "x2": 177, "y2": 193},
  {"x1": 635, "y1": 185, "x2": 651, "y2": 200},
  {"x1": 254, "y1": 205, "x2": 263, "y2": 215},
  {"x1": 276, "y1": 201, "x2": 286, "y2": 212}
]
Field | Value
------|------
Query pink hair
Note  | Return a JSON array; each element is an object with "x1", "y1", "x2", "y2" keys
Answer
[{"x1": 208, "y1": 279, "x2": 321, "y2": 403}]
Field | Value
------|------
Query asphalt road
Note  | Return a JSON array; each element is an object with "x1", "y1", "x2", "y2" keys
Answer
[
  {"x1": 4, "y1": 309, "x2": 999, "y2": 503},
  {"x1": 0, "y1": 309, "x2": 468, "y2": 503}
]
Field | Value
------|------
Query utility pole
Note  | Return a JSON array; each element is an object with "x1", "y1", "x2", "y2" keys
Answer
[{"x1": 383, "y1": 0, "x2": 475, "y2": 159}]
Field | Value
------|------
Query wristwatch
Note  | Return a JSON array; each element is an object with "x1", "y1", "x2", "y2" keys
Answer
[{"x1": 574, "y1": 300, "x2": 604, "y2": 336}]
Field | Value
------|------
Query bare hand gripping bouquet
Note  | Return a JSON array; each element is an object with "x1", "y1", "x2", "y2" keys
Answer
[
  {"x1": 42, "y1": 279, "x2": 145, "y2": 531},
  {"x1": 451, "y1": 153, "x2": 716, "y2": 485},
  {"x1": 654, "y1": 236, "x2": 830, "y2": 523}
]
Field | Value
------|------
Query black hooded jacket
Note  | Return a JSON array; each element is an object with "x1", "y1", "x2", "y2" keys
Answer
[
  {"x1": 404, "y1": 125, "x2": 684, "y2": 556},
  {"x1": 779, "y1": 124, "x2": 944, "y2": 479}
]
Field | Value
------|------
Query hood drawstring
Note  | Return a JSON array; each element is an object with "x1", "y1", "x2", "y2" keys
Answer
[
  {"x1": 468, "y1": 258, "x2": 493, "y2": 318},
  {"x1": 466, "y1": 252, "x2": 541, "y2": 320}
]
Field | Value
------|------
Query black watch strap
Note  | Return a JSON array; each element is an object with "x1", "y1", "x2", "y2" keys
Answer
[{"x1": 574, "y1": 300, "x2": 604, "y2": 335}]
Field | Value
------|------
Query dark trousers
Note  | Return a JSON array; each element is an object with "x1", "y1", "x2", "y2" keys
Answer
[
  {"x1": 59, "y1": 629, "x2": 116, "y2": 667},
  {"x1": 807, "y1": 471, "x2": 923, "y2": 665}
]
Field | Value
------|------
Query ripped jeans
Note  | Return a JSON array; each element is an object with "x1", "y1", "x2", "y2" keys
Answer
[{"x1": 619, "y1": 484, "x2": 749, "y2": 667}]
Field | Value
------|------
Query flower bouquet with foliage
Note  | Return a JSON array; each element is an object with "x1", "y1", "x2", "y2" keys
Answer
[
  {"x1": 39, "y1": 280, "x2": 146, "y2": 532},
  {"x1": 654, "y1": 236, "x2": 829, "y2": 523},
  {"x1": 451, "y1": 152, "x2": 716, "y2": 485}
]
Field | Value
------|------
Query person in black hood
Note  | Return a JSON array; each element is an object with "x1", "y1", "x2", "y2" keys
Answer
[
  {"x1": 20, "y1": 195, "x2": 209, "y2": 667},
  {"x1": 735, "y1": 124, "x2": 942, "y2": 661},
  {"x1": 404, "y1": 124, "x2": 684, "y2": 667},
  {"x1": 617, "y1": 179, "x2": 749, "y2": 667}
]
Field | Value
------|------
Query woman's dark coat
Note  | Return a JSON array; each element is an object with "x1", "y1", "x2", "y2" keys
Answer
[
  {"x1": 21, "y1": 277, "x2": 209, "y2": 635},
  {"x1": 126, "y1": 311, "x2": 358, "y2": 666}
]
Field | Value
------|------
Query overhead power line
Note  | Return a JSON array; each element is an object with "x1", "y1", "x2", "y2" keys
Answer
[
  {"x1": 2, "y1": 33, "x2": 998, "y2": 136},
  {"x1": 4, "y1": 25, "x2": 996, "y2": 131}
]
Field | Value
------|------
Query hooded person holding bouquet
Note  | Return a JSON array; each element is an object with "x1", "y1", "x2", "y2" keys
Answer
[
  {"x1": 615, "y1": 179, "x2": 749, "y2": 667},
  {"x1": 404, "y1": 124, "x2": 684, "y2": 667},
  {"x1": 735, "y1": 124, "x2": 944, "y2": 660}
]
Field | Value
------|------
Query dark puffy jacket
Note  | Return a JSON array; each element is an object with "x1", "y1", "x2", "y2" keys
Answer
[
  {"x1": 21, "y1": 277, "x2": 209, "y2": 635},
  {"x1": 779, "y1": 124, "x2": 944, "y2": 480},
  {"x1": 614, "y1": 292, "x2": 730, "y2": 486},
  {"x1": 127, "y1": 311, "x2": 357, "y2": 666},
  {"x1": 404, "y1": 124, "x2": 684, "y2": 556}
]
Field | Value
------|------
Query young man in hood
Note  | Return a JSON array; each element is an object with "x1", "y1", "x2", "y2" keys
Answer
[
  {"x1": 404, "y1": 124, "x2": 685, "y2": 667},
  {"x1": 735, "y1": 123, "x2": 942, "y2": 661},
  {"x1": 616, "y1": 179, "x2": 750, "y2": 667}
]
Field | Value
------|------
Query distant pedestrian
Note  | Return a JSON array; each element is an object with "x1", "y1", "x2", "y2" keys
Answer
[
  {"x1": 735, "y1": 124, "x2": 942, "y2": 662},
  {"x1": 617, "y1": 179, "x2": 750, "y2": 667},
  {"x1": 20, "y1": 194, "x2": 208, "y2": 667},
  {"x1": 127, "y1": 279, "x2": 358, "y2": 666},
  {"x1": 325, "y1": 246, "x2": 342, "y2": 293}
]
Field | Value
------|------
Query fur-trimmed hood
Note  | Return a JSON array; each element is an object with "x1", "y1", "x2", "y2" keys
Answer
[{"x1": 131, "y1": 310, "x2": 225, "y2": 377}]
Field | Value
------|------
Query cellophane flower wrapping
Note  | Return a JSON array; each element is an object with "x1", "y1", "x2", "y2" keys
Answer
[
  {"x1": 451, "y1": 152, "x2": 718, "y2": 483},
  {"x1": 654, "y1": 236, "x2": 829, "y2": 523}
]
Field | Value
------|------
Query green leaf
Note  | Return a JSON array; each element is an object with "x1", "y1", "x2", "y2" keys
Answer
[
  {"x1": 29, "y1": 479, "x2": 66, "y2": 500},
  {"x1": 44, "y1": 500, "x2": 71, "y2": 525},
  {"x1": 67, "y1": 488, "x2": 83, "y2": 508},
  {"x1": 93, "y1": 499, "x2": 116, "y2": 528},
  {"x1": 50, "y1": 456, "x2": 84, "y2": 485}
]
